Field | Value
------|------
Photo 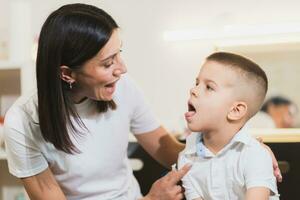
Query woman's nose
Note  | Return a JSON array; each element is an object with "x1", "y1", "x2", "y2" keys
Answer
[{"x1": 114, "y1": 58, "x2": 127, "y2": 76}]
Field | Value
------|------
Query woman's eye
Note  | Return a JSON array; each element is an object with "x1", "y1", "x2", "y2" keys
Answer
[{"x1": 103, "y1": 61, "x2": 114, "y2": 68}]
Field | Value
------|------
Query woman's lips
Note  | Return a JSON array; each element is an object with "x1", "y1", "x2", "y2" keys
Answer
[
  {"x1": 105, "y1": 82, "x2": 116, "y2": 94},
  {"x1": 104, "y1": 79, "x2": 119, "y2": 95}
]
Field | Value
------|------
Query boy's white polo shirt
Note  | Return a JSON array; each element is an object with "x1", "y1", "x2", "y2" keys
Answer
[{"x1": 178, "y1": 127, "x2": 279, "y2": 200}]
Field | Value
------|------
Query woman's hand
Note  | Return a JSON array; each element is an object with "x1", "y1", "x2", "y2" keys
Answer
[
  {"x1": 256, "y1": 137, "x2": 282, "y2": 182},
  {"x1": 263, "y1": 143, "x2": 282, "y2": 182},
  {"x1": 143, "y1": 164, "x2": 191, "y2": 200}
]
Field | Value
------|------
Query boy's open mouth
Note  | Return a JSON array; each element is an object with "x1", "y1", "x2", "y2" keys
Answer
[
  {"x1": 185, "y1": 101, "x2": 196, "y2": 121},
  {"x1": 188, "y1": 102, "x2": 196, "y2": 112}
]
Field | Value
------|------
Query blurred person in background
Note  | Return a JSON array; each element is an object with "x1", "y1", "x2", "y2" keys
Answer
[{"x1": 261, "y1": 96, "x2": 298, "y2": 128}]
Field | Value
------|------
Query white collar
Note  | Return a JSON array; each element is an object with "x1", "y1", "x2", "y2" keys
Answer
[{"x1": 183, "y1": 125, "x2": 252, "y2": 157}]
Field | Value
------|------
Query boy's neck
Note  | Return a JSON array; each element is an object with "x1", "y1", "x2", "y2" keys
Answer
[{"x1": 202, "y1": 124, "x2": 243, "y2": 155}]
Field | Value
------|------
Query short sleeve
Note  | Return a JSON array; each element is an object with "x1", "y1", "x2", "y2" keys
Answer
[
  {"x1": 125, "y1": 76, "x2": 160, "y2": 134},
  {"x1": 243, "y1": 144, "x2": 279, "y2": 197},
  {"x1": 178, "y1": 152, "x2": 203, "y2": 200},
  {"x1": 3, "y1": 107, "x2": 48, "y2": 178}
]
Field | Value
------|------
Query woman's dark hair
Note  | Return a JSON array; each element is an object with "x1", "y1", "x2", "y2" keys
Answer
[
  {"x1": 36, "y1": 3, "x2": 118, "y2": 153},
  {"x1": 261, "y1": 96, "x2": 292, "y2": 113}
]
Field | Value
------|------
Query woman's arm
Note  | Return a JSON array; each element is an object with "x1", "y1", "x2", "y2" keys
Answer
[
  {"x1": 245, "y1": 187, "x2": 270, "y2": 200},
  {"x1": 21, "y1": 168, "x2": 66, "y2": 200},
  {"x1": 135, "y1": 126, "x2": 184, "y2": 168}
]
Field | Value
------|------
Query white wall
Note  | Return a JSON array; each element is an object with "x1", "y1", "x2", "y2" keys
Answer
[{"x1": 1, "y1": 0, "x2": 300, "y2": 130}]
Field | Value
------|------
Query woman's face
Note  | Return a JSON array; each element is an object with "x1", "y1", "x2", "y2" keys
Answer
[{"x1": 71, "y1": 29, "x2": 127, "y2": 102}]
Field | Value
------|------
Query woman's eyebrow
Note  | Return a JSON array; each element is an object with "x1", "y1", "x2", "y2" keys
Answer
[{"x1": 100, "y1": 52, "x2": 118, "y2": 62}]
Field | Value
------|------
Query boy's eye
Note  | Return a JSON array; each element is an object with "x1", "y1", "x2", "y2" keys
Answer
[{"x1": 206, "y1": 85, "x2": 214, "y2": 91}]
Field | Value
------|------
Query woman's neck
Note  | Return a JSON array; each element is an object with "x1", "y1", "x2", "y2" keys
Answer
[{"x1": 69, "y1": 90, "x2": 87, "y2": 104}]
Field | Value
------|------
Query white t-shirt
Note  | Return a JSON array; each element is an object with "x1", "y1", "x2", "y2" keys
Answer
[
  {"x1": 178, "y1": 127, "x2": 279, "y2": 200},
  {"x1": 4, "y1": 74, "x2": 160, "y2": 200}
]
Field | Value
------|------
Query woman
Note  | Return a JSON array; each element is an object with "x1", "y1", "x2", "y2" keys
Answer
[{"x1": 4, "y1": 3, "x2": 188, "y2": 200}]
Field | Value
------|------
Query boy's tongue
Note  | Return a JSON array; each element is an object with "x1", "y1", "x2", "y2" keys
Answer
[{"x1": 185, "y1": 111, "x2": 196, "y2": 118}]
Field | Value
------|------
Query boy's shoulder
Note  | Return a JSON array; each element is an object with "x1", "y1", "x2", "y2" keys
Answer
[{"x1": 241, "y1": 134, "x2": 270, "y2": 158}]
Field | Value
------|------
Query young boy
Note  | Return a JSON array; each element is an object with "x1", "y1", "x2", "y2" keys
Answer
[{"x1": 178, "y1": 52, "x2": 279, "y2": 200}]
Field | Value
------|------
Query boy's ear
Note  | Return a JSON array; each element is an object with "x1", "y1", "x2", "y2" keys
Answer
[
  {"x1": 60, "y1": 65, "x2": 76, "y2": 83},
  {"x1": 227, "y1": 101, "x2": 248, "y2": 121}
]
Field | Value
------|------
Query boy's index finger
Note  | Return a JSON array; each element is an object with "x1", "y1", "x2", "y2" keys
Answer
[{"x1": 168, "y1": 164, "x2": 192, "y2": 184}]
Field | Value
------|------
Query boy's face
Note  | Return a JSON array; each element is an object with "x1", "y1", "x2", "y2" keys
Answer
[{"x1": 185, "y1": 60, "x2": 239, "y2": 132}]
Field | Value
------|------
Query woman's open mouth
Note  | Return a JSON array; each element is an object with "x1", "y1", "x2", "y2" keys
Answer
[
  {"x1": 104, "y1": 79, "x2": 119, "y2": 94},
  {"x1": 185, "y1": 101, "x2": 196, "y2": 122}
]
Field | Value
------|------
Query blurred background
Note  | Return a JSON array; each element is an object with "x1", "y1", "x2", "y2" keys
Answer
[{"x1": 0, "y1": 0, "x2": 300, "y2": 199}]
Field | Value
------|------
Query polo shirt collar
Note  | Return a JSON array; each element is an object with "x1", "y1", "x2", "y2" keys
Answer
[{"x1": 183, "y1": 125, "x2": 252, "y2": 158}]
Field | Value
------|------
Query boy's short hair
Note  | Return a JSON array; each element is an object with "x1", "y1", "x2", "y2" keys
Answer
[{"x1": 206, "y1": 52, "x2": 268, "y2": 118}]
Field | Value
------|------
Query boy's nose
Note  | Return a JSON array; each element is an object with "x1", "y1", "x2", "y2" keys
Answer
[{"x1": 190, "y1": 87, "x2": 198, "y2": 97}]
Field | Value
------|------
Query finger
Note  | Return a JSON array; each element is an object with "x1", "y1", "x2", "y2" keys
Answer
[
  {"x1": 265, "y1": 145, "x2": 283, "y2": 182},
  {"x1": 173, "y1": 185, "x2": 183, "y2": 194},
  {"x1": 168, "y1": 164, "x2": 192, "y2": 184},
  {"x1": 256, "y1": 136, "x2": 263, "y2": 143},
  {"x1": 175, "y1": 193, "x2": 184, "y2": 200},
  {"x1": 274, "y1": 166, "x2": 283, "y2": 182}
]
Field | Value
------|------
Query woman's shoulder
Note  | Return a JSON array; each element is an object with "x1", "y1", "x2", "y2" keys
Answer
[{"x1": 5, "y1": 89, "x2": 39, "y2": 124}]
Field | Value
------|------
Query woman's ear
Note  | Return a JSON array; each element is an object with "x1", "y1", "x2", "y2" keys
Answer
[
  {"x1": 60, "y1": 65, "x2": 75, "y2": 83},
  {"x1": 227, "y1": 101, "x2": 248, "y2": 121}
]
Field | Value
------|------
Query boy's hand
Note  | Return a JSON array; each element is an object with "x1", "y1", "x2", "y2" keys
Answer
[
  {"x1": 256, "y1": 137, "x2": 282, "y2": 182},
  {"x1": 143, "y1": 164, "x2": 191, "y2": 200}
]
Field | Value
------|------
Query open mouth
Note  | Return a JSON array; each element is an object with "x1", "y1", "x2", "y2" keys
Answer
[
  {"x1": 188, "y1": 102, "x2": 196, "y2": 112},
  {"x1": 105, "y1": 79, "x2": 119, "y2": 88},
  {"x1": 185, "y1": 101, "x2": 196, "y2": 122},
  {"x1": 105, "y1": 82, "x2": 115, "y2": 88}
]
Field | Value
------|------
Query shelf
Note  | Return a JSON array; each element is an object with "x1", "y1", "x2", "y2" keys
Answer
[
  {"x1": 0, "y1": 148, "x2": 6, "y2": 160},
  {"x1": 250, "y1": 128, "x2": 300, "y2": 143},
  {"x1": 0, "y1": 61, "x2": 22, "y2": 70}
]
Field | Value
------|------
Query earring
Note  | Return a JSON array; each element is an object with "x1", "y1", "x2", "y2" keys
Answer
[{"x1": 69, "y1": 82, "x2": 73, "y2": 90}]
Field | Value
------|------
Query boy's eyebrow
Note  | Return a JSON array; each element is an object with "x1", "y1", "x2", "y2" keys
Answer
[
  {"x1": 197, "y1": 77, "x2": 217, "y2": 85},
  {"x1": 204, "y1": 78, "x2": 218, "y2": 87}
]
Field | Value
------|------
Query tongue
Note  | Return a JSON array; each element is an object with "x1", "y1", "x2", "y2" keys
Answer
[{"x1": 185, "y1": 111, "x2": 196, "y2": 118}]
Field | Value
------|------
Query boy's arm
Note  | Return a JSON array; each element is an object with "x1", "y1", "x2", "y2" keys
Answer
[
  {"x1": 243, "y1": 145, "x2": 279, "y2": 199},
  {"x1": 245, "y1": 187, "x2": 270, "y2": 200}
]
